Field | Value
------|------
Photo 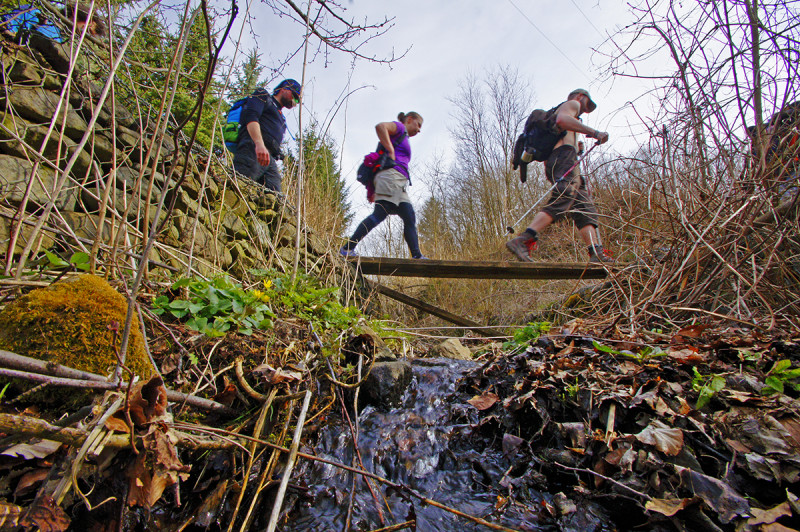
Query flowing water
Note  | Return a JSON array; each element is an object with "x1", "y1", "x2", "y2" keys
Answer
[{"x1": 283, "y1": 358, "x2": 550, "y2": 531}]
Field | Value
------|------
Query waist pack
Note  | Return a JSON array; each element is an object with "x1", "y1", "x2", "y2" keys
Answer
[
  {"x1": 356, "y1": 132, "x2": 407, "y2": 202},
  {"x1": 512, "y1": 104, "x2": 565, "y2": 182},
  {"x1": 223, "y1": 98, "x2": 246, "y2": 152}
]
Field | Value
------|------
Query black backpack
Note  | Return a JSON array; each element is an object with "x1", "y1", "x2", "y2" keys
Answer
[
  {"x1": 512, "y1": 104, "x2": 565, "y2": 182},
  {"x1": 356, "y1": 132, "x2": 408, "y2": 188}
]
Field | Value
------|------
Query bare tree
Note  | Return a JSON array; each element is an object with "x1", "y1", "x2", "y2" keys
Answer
[{"x1": 590, "y1": 0, "x2": 800, "y2": 329}]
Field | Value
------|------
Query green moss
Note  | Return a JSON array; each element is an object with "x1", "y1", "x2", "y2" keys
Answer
[{"x1": 0, "y1": 274, "x2": 153, "y2": 381}]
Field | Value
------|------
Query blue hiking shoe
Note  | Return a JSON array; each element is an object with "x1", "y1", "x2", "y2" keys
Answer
[{"x1": 339, "y1": 248, "x2": 358, "y2": 258}]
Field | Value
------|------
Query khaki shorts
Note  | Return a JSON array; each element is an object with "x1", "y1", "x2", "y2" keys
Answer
[
  {"x1": 373, "y1": 168, "x2": 410, "y2": 206},
  {"x1": 541, "y1": 145, "x2": 599, "y2": 228}
]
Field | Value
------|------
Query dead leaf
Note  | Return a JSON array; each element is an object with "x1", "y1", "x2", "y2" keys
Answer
[
  {"x1": 667, "y1": 348, "x2": 706, "y2": 364},
  {"x1": 724, "y1": 390, "x2": 756, "y2": 403},
  {"x1": 105, "y1": 416, "x2": 130, "y2": 433},
  {"x1": 194, "y1": 480, "x2": 230, "y2": 528},
  {"x1": 677, "y1": 465, "x2": 751, "y2": 523},
  {"x1": 212, "y1": 376, "x2": 239, "y2": 407},
  {"x1": 468, "y1": 392, "x2": 499, "y2": 411},
  {"x1": 675, "y1": 324, "x2": 710, "y2": 339},
  {"x1": 778, "y1": 417, "x2": 800, "y2": 451},
  {"x1": 251, "y1": 364, "x2": 302, "y2": 385},
  {"x1": 127, "y1": 453, "x2": 152, "y2": 508},
  {"x1": 635, "y1": 420, "x2": 684, "y2": 456},
  {"x1": 502, "y1": 433, "x2": 525, "y2": 456},
  {"x1": 747, "y1": 501, "x2": 791, "y2": 526},
  {"x1": 788, "y1": 490, "x2": 800, "y2": 516},
  {"x1": 645, "y1": 497, "x2": 691, "y2": 517},
  {"x1": 20, "y1": 495, "x2": 70, "y2": 532},
  {"x1": 128, "y1": 375, "x2": 168, "y2": 427},
  {"x1": 1, "y1": 439, "x2": 62, "y2": 460},
  {"x1": 14, "y1": 469, "x2": 49, "y2": 497},
  {"x1": 143, "y1": 424, "x2": 191, "y2": 474},
  {"x1": 0, "y1": 501, "x2": 23, "y2": 529},
  {"x1": 677, "y1": 397, "x2": 692, "y2": 415},
  {"x1": 761, "y1": 524, "x2": 799, "y2": 532}
]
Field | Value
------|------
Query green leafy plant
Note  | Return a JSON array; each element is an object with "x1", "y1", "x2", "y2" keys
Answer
[
  {"x1": 592, "y1": 341, "x2": 667, "y2": 363},
  {"x1": 565, "y1": 377, "x2": 580, "y2": 400},
  {"x1": 503, "y1": 322, "x2": 551, "y2": 349},
  {"x1": 692, "y1": 367, "x2": 726, "y2": 409},
  {"x1": 153, "y1": 271, "x2": 363, "y2": 339},
  {"x1": 153, "y1": 276, "x2": 275, "y2": 337},
  {"x1": 762, "y1": 360, "x2": 800, "y2": 395},
  {"x1": 250, "y1": 269, "x2": 362, "y2": 333},
  {"x1": 44, "y1": 250, "x2": 91, "y2": 271}
]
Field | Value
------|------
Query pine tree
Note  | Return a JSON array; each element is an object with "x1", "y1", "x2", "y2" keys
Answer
[
  {"x1": 285, "y1": 121, "x2": 352, "y2": 237},
  {"x1": 230, "y1": 48, "x2": 267, "y2": 101}
]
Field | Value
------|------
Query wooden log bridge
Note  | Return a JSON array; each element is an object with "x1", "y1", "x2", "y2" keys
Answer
[{"x1": 346, "y1": 257, "x2": 610, "y2": 338}]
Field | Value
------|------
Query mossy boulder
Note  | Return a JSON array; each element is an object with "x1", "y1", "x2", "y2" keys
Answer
[{"x1": 0, "y1": 275, "x2": 153, "y2": 381}]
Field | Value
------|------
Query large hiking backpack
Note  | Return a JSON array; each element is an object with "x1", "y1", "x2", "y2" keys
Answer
[
  {"x1": 356, "y1": 132, "x2": 408, "y2": 202},
  {"x1": 512, "y1": 104, "x2": 565, "y2": 182},
  {"x1": 223, "y1": 98, "x2": 246, "y2": 152}
]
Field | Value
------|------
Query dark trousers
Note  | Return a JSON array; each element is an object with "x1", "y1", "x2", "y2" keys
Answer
[
  {"x1": 344, "y1": 200, "x2": 422, "y2": 258},
  {"x1": 233, "y1": 138, "x2": 282, "y2": 192}
]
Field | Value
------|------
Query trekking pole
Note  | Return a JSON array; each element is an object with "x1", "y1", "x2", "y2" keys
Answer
[{"x1": 505, "y1": 142, "x2": 599, "y2": 234}]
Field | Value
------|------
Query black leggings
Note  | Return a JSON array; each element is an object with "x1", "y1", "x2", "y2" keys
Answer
[{"x1": 343, "y1": 200, "x2": 422, "y2": 258}]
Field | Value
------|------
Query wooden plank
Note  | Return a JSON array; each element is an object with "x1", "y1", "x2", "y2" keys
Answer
[
  {"x1": 373, "y1": 283, "x2": 506, "y2": 338},
  {"x1": 346, "y1": 257, "x2": 608, "y2": 279}
]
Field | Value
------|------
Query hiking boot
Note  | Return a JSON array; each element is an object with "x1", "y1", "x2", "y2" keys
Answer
[
  {"x1": 505, "y1": 234, "x2": 538, "y2": 262},
  {"x1": 412, "y1": 255, "x2": 429, "y2": 260},
  {"x1": 339, "y1": 247, "x2": 358, "y2": 258},
  {"x1": 588, "y1": 244, "x2": 614, "y2": 263}
]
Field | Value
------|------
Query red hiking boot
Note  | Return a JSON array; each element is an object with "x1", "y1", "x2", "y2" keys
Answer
[
  {"x1": 506, "y1": 234, "x2": 538, "y2": 262},
  {"x1": 588, "y1": 244, "x2": 614, "y2": 263}
]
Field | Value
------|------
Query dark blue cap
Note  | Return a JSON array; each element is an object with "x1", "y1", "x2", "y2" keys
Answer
[{"x1": 274, "y1": 79, "x2": 302, "y2": 98}]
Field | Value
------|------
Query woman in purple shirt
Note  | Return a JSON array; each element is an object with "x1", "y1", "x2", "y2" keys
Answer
[{"x1": 340, "y1": 112, "x2": 427, "y2": 259}]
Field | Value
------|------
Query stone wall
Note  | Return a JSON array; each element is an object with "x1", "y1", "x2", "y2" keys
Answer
[{"x1": 0, "y1": 33, "x2": 341, "y2": 283}]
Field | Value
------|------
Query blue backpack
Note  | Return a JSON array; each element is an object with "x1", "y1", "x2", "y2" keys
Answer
[{"x1": 223, "y1": 98, "x2": 246, "y2": 152}]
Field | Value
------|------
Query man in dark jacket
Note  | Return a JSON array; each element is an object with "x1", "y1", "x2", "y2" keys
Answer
[{"x1": 233, "y1": 78, "x2": 301, "y2": 193}]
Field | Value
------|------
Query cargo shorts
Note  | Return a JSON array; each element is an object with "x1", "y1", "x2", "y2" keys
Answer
[{"x1": 541, "y1": 145, "x2": 599, "y2": 229}]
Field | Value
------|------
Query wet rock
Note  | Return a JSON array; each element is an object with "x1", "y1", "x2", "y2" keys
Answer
[
  {"x1": 433, "y1": 338, "x2": 473, "y2": 360},
  {"x1": 360, "y1": 360, "x2": 412, "y2": 409},
  {"x1": 553, "y1": 492, "x2": 577, "y2": 515},
  {"x1": 344, "y1": 321, "x2": 396, "y2": 363}
]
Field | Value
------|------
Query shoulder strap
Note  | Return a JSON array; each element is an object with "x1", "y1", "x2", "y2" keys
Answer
[
  {"x1": 391, "y1": 131, "x2": 408, "y2": 146},
  {"x1": 376, "y1": 131, "x2": 408, "y2": 153}
]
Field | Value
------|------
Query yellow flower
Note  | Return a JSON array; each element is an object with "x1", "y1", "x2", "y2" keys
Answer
[
  {"x1": 253, "y1": 290, "x2": 270, "y2": 303},
  {"x1": 263, "y1": 279, "x2": 273, "y2": 290}
]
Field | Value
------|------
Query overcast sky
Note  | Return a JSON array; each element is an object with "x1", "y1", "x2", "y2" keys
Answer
[{"x1": 219, "y1": 0, "x2": 654, "y2": 221}]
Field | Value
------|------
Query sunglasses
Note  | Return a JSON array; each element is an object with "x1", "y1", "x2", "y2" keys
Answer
[{"x1": 291, "y1": 91, "x2": 300, "y2": 104}]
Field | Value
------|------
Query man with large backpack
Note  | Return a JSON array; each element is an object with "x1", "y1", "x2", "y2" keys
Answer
[
  {"x1": 232, "y1": 78, "x2": 301, "y2": 193},
  {"x1": 506, "y1": 88, "x2": 612, "y2": 263}
]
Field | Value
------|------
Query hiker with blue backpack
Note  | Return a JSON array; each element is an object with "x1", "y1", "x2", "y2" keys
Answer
[
  {"x1": 230, "y1": 79, "x2": 301, "y2": 193},
  {"x1": 506, "y1": 88, "x2": 613, "y2": 263},
  {"x1": 340, "y1": 111, "x2": 427, "y2": 260}
]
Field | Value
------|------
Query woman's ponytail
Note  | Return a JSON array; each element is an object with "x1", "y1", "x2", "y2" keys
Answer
[{"x1": 397, "y1": 111, "x2": 422, "y2": 123}]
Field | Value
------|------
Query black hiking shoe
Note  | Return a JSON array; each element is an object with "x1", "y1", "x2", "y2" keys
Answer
[
  {"x1": 588, "y1": 244, "x2": 614, "y2": 263},
  {"x1": 506, "y1": 235, "x2": 538, "y2": 262}
]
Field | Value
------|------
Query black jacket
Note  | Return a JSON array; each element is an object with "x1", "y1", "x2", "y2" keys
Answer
[{"x1": 238, "y1": 88, "x2": 286, "y2": 157}]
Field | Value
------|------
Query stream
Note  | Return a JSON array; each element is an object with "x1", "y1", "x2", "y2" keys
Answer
[{"x1": 283, "y1": 357, "x2": 557, "y2": 531}]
